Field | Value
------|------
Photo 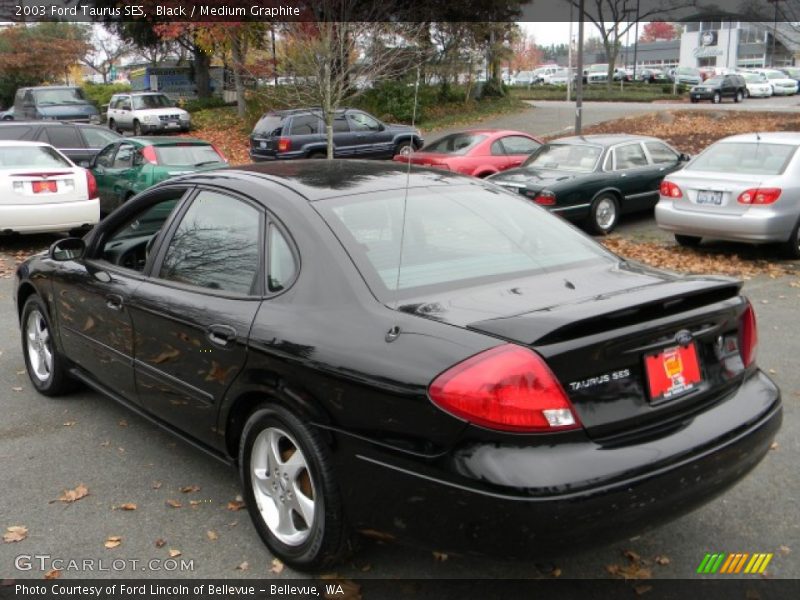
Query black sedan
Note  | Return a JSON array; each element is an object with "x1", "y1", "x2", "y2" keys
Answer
[
  {"x1": 488, "y1": 134, "x2": 689, "y2": 234},
  {"x1": 14, "y1": 161, "x2": 781, "y2": 569}
]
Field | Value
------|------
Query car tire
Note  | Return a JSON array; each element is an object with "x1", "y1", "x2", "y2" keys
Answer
[
  {"x1": 133, "y1": 120, "x2": 142, "y2": 136},
  {"x1": 674, "y1": 234, "x2": 702, "y2": 247},
  {"x1": 734, "y1": 90, "x2": 743, "y2": 103},
  {"x1": 589, "y1": 194, "x2": 619, "y2": 235},
  {"x1": 712, "y1": 92, "x2": 721, "y2": 104},
  {"x1": 308, "y1": 152, "x2": 326, "y2": 159},
  {"x1": 782, "y1": 219, "x2": 800, "y2": 259},
  {"x1": 239, "y1": 404, "x2": 350, "y2": 569},
  {"x1": 394, "y1": 142, "x2": 414, "y2": 157},
  {"x1": 743, "y1": 89, "x2": 750, "y2": 99},
  {"x1": 108, "y1": 118, "x2": 116, "y2": 131},
  {"x1": 21, "y1": 294, "x2": 76, "y2": 396}
]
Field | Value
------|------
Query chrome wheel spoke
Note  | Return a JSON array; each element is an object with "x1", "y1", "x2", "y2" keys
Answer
[
  {"x1": 291, "y1": 480, "x2": 315, "y2": 527},
  {"x1": 282, "y1": 449, "x2": 305, "y2": 480}
]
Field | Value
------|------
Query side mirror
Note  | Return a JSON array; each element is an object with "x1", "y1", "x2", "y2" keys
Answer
[
  {"x1": 49, "y1": 237, "x2": 86, "y2": 262},
  {"x1": 679, "y1": 153, "x2": 691, "y2": 162}
]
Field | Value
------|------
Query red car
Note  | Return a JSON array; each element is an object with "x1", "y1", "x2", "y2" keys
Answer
[{"x1": 392, "y1": 129, "x2": 542, "y2": 178}]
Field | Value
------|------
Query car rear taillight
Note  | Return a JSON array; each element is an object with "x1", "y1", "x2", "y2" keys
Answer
[
  {"x1": 527, "y1": 190, "x2": 556, "y2": 205},
  {"x1": 211, "y1": 144, "x2": 228, "y2": 163},
  {"x1": 277, "y1": 137, "x2": 291, "y2": 152},
  {"x1": 85, "y1": 169, "x2": 98, "y2": 199},
  {"x1": 737, "y1": 188, "x2": 781, "y2": 205},
  {"x1": 660, "y1": 180, "x2": 683, "y2": 198},
  {"x1": 739, "y1": 300, "x2": 758, "y2": 368},
  {"x1": 428, "y1": 345, "x2": 581, "y2": 432},
  {"x1": 141, "y1": 145, "x2": 158, "y2": 165}
]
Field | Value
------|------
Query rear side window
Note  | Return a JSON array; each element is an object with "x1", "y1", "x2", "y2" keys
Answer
[
  {"x1": 289, "y1": 115, "x2": 321, "y2": 135},
  {"x1": 645, "y1": 141, "x2": 678, "y2": 164},
  {"x1": 268, "y1": 224, "x2": 297, "y2": 292},
  {"x1": 687, "y1": 142, "x2": 797, "y2": 175},
  {"x1": 41, "y1": 126, "x2": 83, "y2": 148},
  {"x1": 253, "y1": 115, "x2": 283, "y2": 137},
  {"x1": 423, "y1": 133, "x2": 487, "y2": 155},
  {"x1": 501, "y1": 135, "x2": 541, "y2": 155},
  {"x1": 0, "y1": 125, "x2": 34, "y2": 140}
]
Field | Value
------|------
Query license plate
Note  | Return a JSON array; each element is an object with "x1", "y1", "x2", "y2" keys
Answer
[
  {"x1": 32, "y1": 181, "x2": 57, "y2": 193},
  {"x1": 644, "y1": 343, "x2": 702, "y2": 402},
  {"x1": 260, "y1": 141, "x2": 267, "y2": 149},
  {"x1": 697, "y1": 190, "x2": 722, "y2": 205},
  {"x1": 166, "y1": 122, "x2": 180, "y2": 128}
]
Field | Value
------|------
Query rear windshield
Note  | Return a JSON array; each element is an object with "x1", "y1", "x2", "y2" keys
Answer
[
  {"x1": 687, "y1": 142, "x2": 797, "y2": 175},
  {"x1": 154, "y1": 145, "x2": 225, "y2": 166},
  {"x1": 253, "y1": 115, "x2": 283, "y2": 137},
  {"x1": 315, "y1": 185, "x2": 611, "y2": 301},
  {"x1": 421, "y1": 133, "x2": 486, "y2": 155},
  {"x1": 0, "y1": 146, "x2": 71, "y2": 168},
  {"x1": 33, "y1": 88, "x2": 86, "y2": 105},
  {"x1": 133, "y1": 95, "x2": 173, "y2": 110},
  {"x1": 523, "y1": 143, "x2": 601, "y2": 172}
]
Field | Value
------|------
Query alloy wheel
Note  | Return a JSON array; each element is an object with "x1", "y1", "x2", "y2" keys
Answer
[
  {"x1": 250, "y1": 427, "x2": 316, "y2": 546},
  {"x1": 594, "y1": 196, "x2": 617, "y2": 232},
  {"x1": 25, "y1": 309, "x2": 53, "y2": 383}
]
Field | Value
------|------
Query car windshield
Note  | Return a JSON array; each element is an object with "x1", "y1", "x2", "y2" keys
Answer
[
  {"x1": 33, "y1": 88, "x2": 86, "y2": 106},
  {"x1": 154, "y1": 144, "x2": 225, "y2": 166},
  {"x1": 764, "y1": 71, "x2": 785, "y2": 80},
  {"x1": 677, "y1": 68, "x2": 698, "y2": 75},
  {"x1": 522, "y1": 143, "x2": 601, "y2": 172},
  {"x1": 253, "y1": 115, "x2": 283, "y2": 137},
  {"x1": 704, "y1": 77, "x2": 724, "y2": 85},
  {"x1": 421, "y1": 133, "x2": 486, "y2": 155},
  {"x1": 742, "y1": 73, "x2": 762, "y2": 83},
  {"x1": 686, "y1": 142, "x2": 797, "y2": 175},
  {"x1": 132, "y1": 95, "x2": 173, "y2": 109},
  {"x1": 589, "y1": 65, "x2": 607, "y2": 72},
  {"x1": 0, "y1": 145, "x2": 71, "y2": 168},
  {"x1": 315, "y1": 185, "x2": 612, "y2": 300}
]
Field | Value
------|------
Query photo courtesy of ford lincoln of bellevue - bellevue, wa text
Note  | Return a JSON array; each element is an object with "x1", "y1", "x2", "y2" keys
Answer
[{"x1": 0, "y1": 0, "x2": 797, "y2": 598}]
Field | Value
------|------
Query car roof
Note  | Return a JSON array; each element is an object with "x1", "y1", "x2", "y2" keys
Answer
[
  {"x1": 717, "y1": 132, "x2": 800, "y2": 145},
  {"x1": 0, "y1": 140, "x2": 50, "y2": 147},
  {"x1": 548, "y1": 134, "x2": 661, "y2": 146},
  {"x1": 121, "y1": 136, "x2": 211, "y2": 146},
  {"x1": 195, "y1": 160, "x2": 482, "y2": 202},
  {"x1": 0, "y1": 121, "x2": 109, "y2": 129}
]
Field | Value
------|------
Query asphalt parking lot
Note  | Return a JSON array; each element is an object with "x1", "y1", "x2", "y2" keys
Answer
[{"x1": 0, "y1": 218, "x2": 798, "y2": 582}]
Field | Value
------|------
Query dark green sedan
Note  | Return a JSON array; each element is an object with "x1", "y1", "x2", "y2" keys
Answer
[
  {"x1": 488, "y1": 134, "x2": 689, "y2": 234},
  {"x1": 90, "y1": 137, "x2": 228, "y2": 215}
]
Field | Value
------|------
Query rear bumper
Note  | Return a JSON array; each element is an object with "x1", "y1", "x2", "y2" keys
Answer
[
  {"x1": 655, "y1": 200, "x2": 794, "y2": 243},
  {"x1": 0, "y1": 199, "x2": 99, "y2": 234},
  {"x1": 141, "y1": 122, "x2": 190, "y2": 133},
  {"x1": 334, "y1": 370, "x2": 781, "y2": 557}
]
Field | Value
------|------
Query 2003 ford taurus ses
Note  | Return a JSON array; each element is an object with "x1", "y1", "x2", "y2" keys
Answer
[{"x1": 14, "y1": 161, "x2": 781, "y2": 568}]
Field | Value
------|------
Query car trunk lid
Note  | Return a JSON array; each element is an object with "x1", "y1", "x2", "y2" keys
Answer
[
  {"x1": 0, "y1": 168, "x2": 86, "y2": 204},
  {"x1": 668, "y1": 170, "x2": 767, "y2": 216}
]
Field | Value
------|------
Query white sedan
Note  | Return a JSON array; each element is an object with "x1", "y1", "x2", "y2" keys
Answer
[
  {"x1": 751, "y1": 69, "x2": 798, "y2": 95},
  {"x1": 741, "y1": 72, "x2": 773, "y2": 97},
  {"x1": 0, "y1": 141, "x2": 100, "y2": 235}
]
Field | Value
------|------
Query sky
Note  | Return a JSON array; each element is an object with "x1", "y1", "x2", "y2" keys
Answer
[{"x1": 520, "y1": 22, "x2": 648, "y2": 46}]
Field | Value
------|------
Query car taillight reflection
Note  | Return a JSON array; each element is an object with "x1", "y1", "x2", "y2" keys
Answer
[{"x1": 739, "y1": 301, "x2": 758, "y2": 368}]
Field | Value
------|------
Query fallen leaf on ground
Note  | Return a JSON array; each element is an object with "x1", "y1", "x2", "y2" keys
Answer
[
  {"x1": 189, "y1": 500, "x2": 202, "y2": 506},
  {"x1": 3, "y1": 526, "x2": 28, "y2": 543},
  {"x1": 770, "y1": 442, "x2": 779, "y2": 450},
  {"x1": 270, "y1": 557, "x2": 284, "y2": 574},
  {"x1": 165, "y1": 499, "x2": 182, "y2": 508},
  {"x1": 168, "y1": 549, "x2": 181, "y2": 558},
  {"x1": 11, "y1": 387, "x2": 22, "y2": 392},
  {"x1": 227, "y1": 500, "x2": 245, "y2": 511},
  {"x1": 119, "y1": 503, "x2": 137, "y2": 511},
  {"x1": 206, "y1": 530, "x2": 219, "y2": 541},
  {"x1": 104, "y1": 536, "x2": 122, "y2": 549},
  {"x1": 63, "y1": 421, "x2": 76, "y2": 427},
  {"x1": 180, "y1": 485, "x2": 200, "y2": 493},
  {"x1": 59, "y1": 484, "x2": 89, "y2": 503},
  {"x1": 551, "y1": 567, "x2": 562, "y2": 577},
  {"x1": 634, "y1": 585, "x2": 653, "y2": 596},
  {"x1": 100, "y1": 441, "x2": 110, "y2": 447},
  {"x1": 152, "y1": 481, "x2": 162, "y2": 489},
  {"x1": 118, "y1": 419, "x2": 127, "y2": 427},
  {"x1": 236, "y1": 561, "x2": 249, "y2": 571},
  {"x1": 155, "y1": 538, "x2": 166, "y2": 548},
  {"x1": 432, "y1": 551, "x2": 448, "y2": 562},
  {"x1": 655, "y1": 555, "x2": 671, "y2": 565},
  {"x1": 356, "y1": 528, "x2": 395, "y2": 542},
  {"x1": 606, "y1": 550, "x2": 652, "y2": 580},
  {"x1": 779, "y1": 545, "x2": 791, "y2": 555},
  {"x1": 360, "y1": 564, "x2": 372, "y2": 572}
]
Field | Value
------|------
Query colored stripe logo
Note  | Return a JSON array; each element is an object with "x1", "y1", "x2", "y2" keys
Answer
[{"x1": 696, "y1": 552, "x2": 773, "y2": 574}]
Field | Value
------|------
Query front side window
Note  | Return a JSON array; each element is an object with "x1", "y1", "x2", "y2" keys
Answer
[
  {"x1": 523, "y1": 143, "x2": 601, "y2": 172},
  {"x1": 132, "y1": 94, "x2": 173, "y2": 110},
  {"x1": 95, "y1": 144, "x2": 117, "y2": 168},
  {"x1": 159, "y1": 191, "x2": 262, "y2": 294},
  {"x1": 113, "y1": 144, "x2": 135, "y2": 169},
  {"x1": 33, "y1": 88, "x2": 86, "y2": 105}
]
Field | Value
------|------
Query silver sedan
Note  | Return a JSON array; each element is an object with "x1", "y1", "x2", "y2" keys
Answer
[{"x1": 655, "y1": 132, "x2": 800, "y2": 258}]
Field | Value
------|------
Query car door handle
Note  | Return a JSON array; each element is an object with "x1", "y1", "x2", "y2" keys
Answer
[
  {"x1": 106, "y1": 294, "x2": 123, "y2": 311},
  {"x1": 207, "y1": 324, "x2": 237, "y2": 347}
]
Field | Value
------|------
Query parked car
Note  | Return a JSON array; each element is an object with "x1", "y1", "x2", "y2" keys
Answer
[
  {"x1": 638, "y1": 68, "x2": 668, "y2": 83},
  {"x1": 779, "y1": 66, "x2": 800, "y2": 81},
  {"x1": 14, "y1": 86, "x2": 99, "y2": 123},
  {"x1": 511, "y1": 70, "x2": 539, "y2": 85},
  {"x1": 585, "y1": 64, "x2": 609, "y2": 84},
  {"x1": 249, "y1": 108, "x2": 423, "y2": 162},
  {"x1": 613, "y1": 67, "x2": 633, "y2": 81},
  {"x1": 545, "y1": 69, "x2": 571, "y2": 85},
  {"x1": 488, "y1": 134, "x2": 689, "y2": 234},
  {"x1": 0, "y1": 121, "x2": 121, "y2": 165},
  {"x1": 740, "y1": 71, "x2": 773, "y2": 98},
  {"x1": 656, "y1": 132, "x2": 800, "y2": 258},
  {"x1": 107, "y1": 92, "x2": 191, "y2": 135},
  {"x1": 392, "y1": 130, "x2": 542, "y2": 178},
  {"x1": 14, "y1": 160, "x2": 780, "y2": 569},
  {"x1": 90, "y1": 137, "x2": 227, "y2": 215},
  {"x1": 689, "y1": 73, "x2": 747, "y2": 103},
  {"x1": 671, "y1": 67, "x2": 703, "y2": 86},
  {"x1": 750, "y1": 69, "x2": 798, "y2": 95},
  {"x1": 0, "y1": 106, "x2": 14, "y2": 120},
  {"x1": 0, "y1": 141, "x2": 99, "y2": 235}
]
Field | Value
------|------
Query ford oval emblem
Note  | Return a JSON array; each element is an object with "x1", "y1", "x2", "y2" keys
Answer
[{"x1": 675, "y1": 329, "x2": 693, "y2": 347}]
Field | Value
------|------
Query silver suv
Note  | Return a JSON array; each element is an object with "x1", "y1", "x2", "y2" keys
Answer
[{"x1": 107, "y1": 92, "x2": 190, "y2": 135}]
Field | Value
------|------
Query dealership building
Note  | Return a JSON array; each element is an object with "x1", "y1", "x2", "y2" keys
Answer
[{"x1": 614, "y1": 22, "x2": 800, "y2": 71}]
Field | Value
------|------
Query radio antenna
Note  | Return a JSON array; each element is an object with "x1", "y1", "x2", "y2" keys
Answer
[{"x1": 390, "y1": 64, "x2": 420, "y2": 318}]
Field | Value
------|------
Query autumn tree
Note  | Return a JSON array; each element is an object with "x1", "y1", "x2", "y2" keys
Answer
[
  {"x1": 639, "y1": 21, "x2": 678, "y2": 42},
  {"x1": 0, "y1": 23, "x2": 89, "y2": 106},
  {"x1": 81, "y1": 27, "x2": 132, "y2": 84},
  {"x1": 509, "y1": 34, "x2": 543, "y2": 74}
]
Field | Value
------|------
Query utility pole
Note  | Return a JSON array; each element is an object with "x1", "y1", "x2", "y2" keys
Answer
[
  {"x1": 575, "y1": 0, "x2": 585, "y2": 135},
  {"x1": 632, "y1": 0, "x2": 641, "y2": 80},
  {"x1": 567, "y1": 1, "x2": 573, "y2": 102}
]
